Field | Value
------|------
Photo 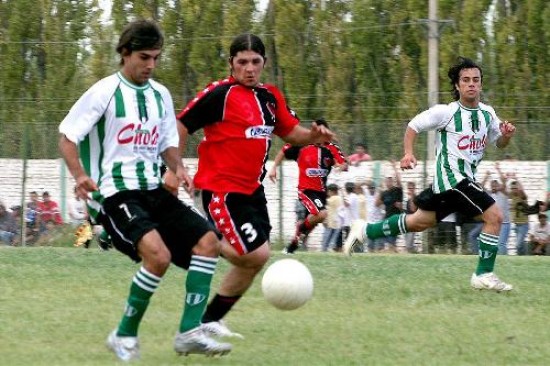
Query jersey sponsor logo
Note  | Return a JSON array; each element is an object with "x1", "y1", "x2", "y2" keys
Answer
[
  {"x1": 245, "y1": 125, "x2": 274, "y2": 139},
  {"x1": 305, "y1": 168, "x2": 328, "y2": 177},
  {"x1": 457, "y1": 134, "x2": 486, "y2": 153},
  {"x1": 117, "y1": 123, "x2": 159, "y2": 152}
]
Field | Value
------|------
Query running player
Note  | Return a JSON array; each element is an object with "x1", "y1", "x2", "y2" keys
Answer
[
  {"x1": 165, "y1": 33, "x2": 335, "y2": 338},
  {"x1": 58, "y1": 19, "x2": 231, "y2": 361},
  {"x1": 268, "y1": 118, "x2": 347, "y2": 254},
  {"x1": 344, "y1": 56, "x2": 516, "y2": 292}
]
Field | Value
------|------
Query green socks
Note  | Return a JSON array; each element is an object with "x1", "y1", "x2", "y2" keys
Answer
[
  {"x1": 117, "y1": 267, "x2": 160, "y2": 337},
  {"x1": 366, "y1": 213, "x2": 407, "y2": 239},
  {"x1": 475, "y1": 232, "x2": 499, "y2": 275},
  {"x1": 179, "y1": 255, "x2": 219, "y2": 333}
]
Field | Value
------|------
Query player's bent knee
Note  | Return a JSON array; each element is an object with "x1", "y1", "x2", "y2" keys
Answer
[
  {"x1": 192, "y1": 231, "x2": 222, "y2": 257},
  {"x1": 141, "y1": 246, "x2": 171, "y2": 275},
  {"x1": 224, "y1": 242, "x2": 270, "y2": 269}
]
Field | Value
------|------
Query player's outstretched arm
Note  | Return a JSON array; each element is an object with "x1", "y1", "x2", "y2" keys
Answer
[
  {"x1": 268, "y1": 149, "x2": 286, "y2": 183},
  {"x1": 400, "y1": 127, "x2": 418, "y2": 170},
  {"x1": 284, "y1": 121, "x2": 335, "y2": 146}
]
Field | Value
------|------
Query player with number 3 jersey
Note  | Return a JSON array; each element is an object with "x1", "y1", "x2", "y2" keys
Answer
[{"x1": 165, "y1": 33, "x2": 336, "y2": 338}]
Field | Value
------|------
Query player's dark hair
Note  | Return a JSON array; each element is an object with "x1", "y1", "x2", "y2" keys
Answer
[
  {"x1": 314, "y1": 118, "x2": 328, "y2": 129},
  {"x1": 448, "y1": 56, "x2": 483, "y2": 101},
  {"x1": 116, "y1": 19, "x2": 164, "y2": 64},
  {"x1": 229, "y1": 33, "x2": 266, "y2": 61},
  {"x1": 327, "y1": 184, "x2": 339, "y2": 192},
  {"x1": 345, "y1": 182, "x2": 355, "y2": 193}
]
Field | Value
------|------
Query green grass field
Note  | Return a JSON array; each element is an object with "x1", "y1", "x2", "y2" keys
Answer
[{"x1": 2, "y1": 245, "x2": 550, "y2": 365}]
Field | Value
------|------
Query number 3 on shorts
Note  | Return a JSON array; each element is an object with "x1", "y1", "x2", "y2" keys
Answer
[{"x1": 241, "y1": 223, "x2": 258, "y2": 243}]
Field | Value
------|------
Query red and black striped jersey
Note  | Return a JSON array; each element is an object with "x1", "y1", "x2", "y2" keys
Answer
[
  {"x1": 177, "y1": 76, "x2": 299, "y2": 194},
  {"x1": 282, "y1": 142, "x2": 346, "y2": 192}
]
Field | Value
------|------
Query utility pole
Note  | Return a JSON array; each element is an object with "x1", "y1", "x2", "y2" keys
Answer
[
  {"x1": 421, "y1": 0, "x2": 452, "y2": 185},
  {"x1": 427, "y1": 0, "x2": 439, "y2": 159}
]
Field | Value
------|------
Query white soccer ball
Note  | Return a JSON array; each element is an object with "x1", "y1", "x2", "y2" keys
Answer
[{"x1": 261, "y1": 258, "x2": 314, "y2": 311}]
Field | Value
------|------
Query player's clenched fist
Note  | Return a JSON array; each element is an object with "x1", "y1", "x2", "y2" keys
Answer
[{"x1": 500, "y1": 120, "x2": 515, "y2": 137}]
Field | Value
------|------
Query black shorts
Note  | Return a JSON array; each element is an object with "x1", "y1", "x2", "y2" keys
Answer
[
  {"x1": 202, "y1": 186, "x2": 271, "y2": 255},
  {"x1": 100, "y1": 188, "x2": 219, "y2": 269},
  {"x1": 298, "y1": 189, "x2": 327, "y2": 216},
  {"x1": 415, "y1": 179, "x2": 495, "y2": 222}
]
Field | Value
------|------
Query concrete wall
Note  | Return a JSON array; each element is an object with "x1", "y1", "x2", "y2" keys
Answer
[{"x1": 2, "y1": 159, "x2": 548, "y2": 253}]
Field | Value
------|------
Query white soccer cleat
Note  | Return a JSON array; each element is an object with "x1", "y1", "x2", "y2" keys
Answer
[
  {"x1": 343, "y1": 220, "x2": 367, "y2": 256},
  {"x1": 106, "y1": 329, "x2": 140, "y2": 362},
  {"x1": 174, "y1": 327, "x2": 232, "y2": 356},
  {"x1": 470, "y1": 272, "x2": 513, "y2": 292},
  {"x1": 201, "y1": 320, "x2": 244, "y2": 339}
]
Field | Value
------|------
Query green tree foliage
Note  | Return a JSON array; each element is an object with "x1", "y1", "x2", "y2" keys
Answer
[
  {"x1": 0, "y1": 0, "x2": 91, "y2": 158},
  {"x1": 0, "y1": 0, "x2": 548, "y2": 159}
]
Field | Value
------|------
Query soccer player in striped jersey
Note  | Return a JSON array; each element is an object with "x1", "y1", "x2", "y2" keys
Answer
[
  {"x1": 344, "y1": 56, "x2": 516, "y2": 292},
  {"x1": 58, "y1": 20, "x2": 231, "y2": 361}
]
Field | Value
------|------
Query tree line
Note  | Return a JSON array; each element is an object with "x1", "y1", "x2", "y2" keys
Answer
[{"x1": 0, "y1": 0, "x2": 548, "y2": 160}]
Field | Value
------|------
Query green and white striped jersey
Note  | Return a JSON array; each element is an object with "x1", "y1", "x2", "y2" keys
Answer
[
  {"x1": 59, "y1": 72, "x2": 179, "y2": 219},
  {"x1": 409, "y1": 101, "x2": 502, "y2": 193}
]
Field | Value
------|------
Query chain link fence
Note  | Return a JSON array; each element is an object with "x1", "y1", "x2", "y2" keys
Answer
[{"x1": 0, "y1": 121, "x2": 548, "y2": 249}]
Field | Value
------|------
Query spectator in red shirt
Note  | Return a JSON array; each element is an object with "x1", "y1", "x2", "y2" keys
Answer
[
  {"x1": 347, "y1": 143, "x2": 372, "y2": 166},
  {"x1": 37, "y1": 191, "x2": 63, "y2": 229},
  {"x1": 165, "y1": 33, "x2": 335, "y2": 338}
]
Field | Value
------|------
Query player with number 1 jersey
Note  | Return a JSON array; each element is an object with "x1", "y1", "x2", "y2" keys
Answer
[{"x1": 59, "y1": 71, "x2": 174, "y2": 220}]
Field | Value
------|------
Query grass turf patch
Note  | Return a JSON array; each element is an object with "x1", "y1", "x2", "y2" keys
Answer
[{"x1": 1, "y1": 247, "x2": 549, "y2": 365}]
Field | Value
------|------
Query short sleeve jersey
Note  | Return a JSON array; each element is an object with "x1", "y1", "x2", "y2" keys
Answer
[
  {"x1": 177, "y1": 76, "x2": 299, "y2": 195},
  {"x1": 59, "y1": 72, "x2": 178, "y2": 219},
  {"x1": 282, "y1": 142, "x2": 346, "y2": 192},
  {"x1": 408, "y1": 101, "x2": 502, "y2": 193}
]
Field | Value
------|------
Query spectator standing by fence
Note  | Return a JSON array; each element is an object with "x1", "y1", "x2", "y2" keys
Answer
[
  {"x1": 0, "y1": 202, "x2": 18, "y2": 245},
  {"x1": 362, "y1": 180, "x2": 385, "y2": 252},
  {"x1": 509, "y1": 177, "x2": 534, "y2": 255},
  {"x1": 320, "y1": 184, "x2": 343, "y2": 252},
  {"x1": 37, "y1": 191, "x2": 63, "y2": 231},
  {"x1": 347, "y1": 143, "x2": 371, "y2": 166},
  {"x1": 341, "y1": 181, "x2": 361, "y2": 250},
  {"x1": 25, "y1": 191, "x2": 40, "y2": 232},
  {"x1": 482, "y1": 165, "x2": 511, "y2": 255},
  {"x1": 530, "y1": 213, "x2": 550, "y2": 255}
]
